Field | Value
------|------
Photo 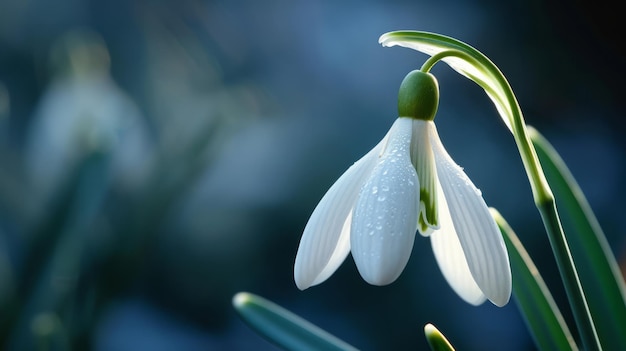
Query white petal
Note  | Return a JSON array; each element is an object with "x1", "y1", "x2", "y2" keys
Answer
[
  {"x1": 294, "y1": 126, "x2": 391, "y2": 290},
  {"x1": 429, "y1": 124, "x2": 512, "y2": 306},
  {"x1": 431, "y1": 182, "x2": 486, "y2": 305},
  {"x1": 351, "y1": 117, "x2": 420, "y2": 285}
]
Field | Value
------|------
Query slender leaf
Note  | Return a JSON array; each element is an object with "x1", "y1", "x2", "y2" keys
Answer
[
  {"x1": 529, "y1": 126, "x2": 626, "y2": 350},
  {"x1": 424, "y1": 323, "x2": 455, "y2": 351},
  {"x1": 233, "y1": 292, "x2": 358, "y2": 351},
  {"x1": 491, "y1": 208, "x2": 578, "y2": 351},
  {"x1": 1, "y1": 151, "x2": 111, "y2": 350}
]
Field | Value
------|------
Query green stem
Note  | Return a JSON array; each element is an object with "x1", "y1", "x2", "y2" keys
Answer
[
  {"x1": 480, "y1": 57, "x2": 602, "y2": 351},
  {"x1": 420, "y1": 51, "x2": 457, "y2": 73},
  {"x1": 537, "y1": 200, "x2": 600, "y2": 350},
  {"x1": 530, "y1": 126, "x2": 626, "y2": 350},
  {"x1": 413, "y1": 43, "x2": 601, "y2": 350},
  {"x1": 418, "y1": 50, "x2": 548, "y2": 201}
]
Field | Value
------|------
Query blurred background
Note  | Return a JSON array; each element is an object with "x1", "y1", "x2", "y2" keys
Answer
[{"x1": 0, "y1": 0, "x2": 623, "y2": 350}]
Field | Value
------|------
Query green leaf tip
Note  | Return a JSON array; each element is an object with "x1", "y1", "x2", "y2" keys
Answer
[
  {"x1": 424, "y1": 323, "x2": 455, "y2": 351},
  {"x1": 232, "y1": 291, "x2": 358, "y2": 351},
  {"x1": 232, "y1": 291, "x2": 251, "y2": 308}
]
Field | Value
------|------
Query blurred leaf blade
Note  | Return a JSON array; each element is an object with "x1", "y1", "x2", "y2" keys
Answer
[
  {"x1": 0, "y1": 151, "x2": 111, "y2": 350},
  {"x1": 233, "y1": 292, "x2": 358, "y2": 351},
  {"x1": 491, "y1": 208, "x2": 578, "y2": 351},
  {"x1": 529, "y1": 127, "x2": 626, "y2": 350}
]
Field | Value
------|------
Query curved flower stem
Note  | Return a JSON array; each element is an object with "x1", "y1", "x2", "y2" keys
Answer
[
  {"x1": 420, "y1": 51, "x2": 456, "y2": 73},
  {"x1": 380, "y1": 32, "x2": 601, "y2": 350},
  {"x1": 432, "y1": 51, "x2": 599, "y2": 351},
  {"x1": 419, "y1": 50, "x2": 551, "y2": 202}
]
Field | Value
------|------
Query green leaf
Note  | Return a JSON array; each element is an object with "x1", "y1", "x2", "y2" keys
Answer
[
  {"x1": 529, "y1": 127, "x2": 626, "y2": 350},
  {"x1": 424, "y1": 323, "x2": 455, "y2": 351},
  {"x1": 233, "y1": 292, "x2": 358, "y2": 351},
  {"x1": 0, "y1": 151, "x2": 111, "y2": 350},
  {"x1": 491, "y1": 208, "x2": 578, "y2": 351}
]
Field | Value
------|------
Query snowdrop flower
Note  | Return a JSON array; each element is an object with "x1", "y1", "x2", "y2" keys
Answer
[
  {"x1": 25, "y1": 30, "x2": 154, "y2": 202},
  {"x1": 294, "y1": 70, "x2": 511, "y2": 306}
]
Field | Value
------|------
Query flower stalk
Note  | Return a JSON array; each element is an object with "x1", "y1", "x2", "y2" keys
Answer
[{"x1": 379, "y1": 30, "x2": 601, "y2": 350}]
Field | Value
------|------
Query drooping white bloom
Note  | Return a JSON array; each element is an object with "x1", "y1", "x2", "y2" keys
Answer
[
  {"x1": 25, "y1": 30, "x2": 154, "y2": 203},
  {"x1": 294, "y1": 70, "x2": 511, "y2": 307}
]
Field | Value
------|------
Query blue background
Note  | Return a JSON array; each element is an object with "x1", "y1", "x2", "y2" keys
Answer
[{"x1": 0, "y1": 0, "x2": 623, "y2": 350}]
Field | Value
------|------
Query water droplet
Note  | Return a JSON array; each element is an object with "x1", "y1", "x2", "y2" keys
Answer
[
  {"x1": 377, "y1": 196, "x2": 386, "y2": 202},
  {"x1": 369, "y1": 230, "x2": 375, "y2": 236},
  {"x1": 371, "y1": 186, "x2": 378, "y2": 194},
  {"x1": 375, "y1": 225, "x2": 383, "y2": 230},
  {"x1": 381, "y1": 185, "x2": 390, "y2": 192},
  {"x1": 383, "y1": 170, "x2": 388, "y2": 175}
]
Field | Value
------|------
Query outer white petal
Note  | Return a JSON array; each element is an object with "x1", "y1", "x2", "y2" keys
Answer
[
  {"x1": 429, "y1": 123, "x2": 512, "y2": 306},
  {"x1": 431, "y1": 181, "x2": 486, "y2": 305},
  {"x1": 294, "y1": 126, "x2": 391, "y2": 290},
  {"x1": 351, "y1": 117, "x2": 420, "y2": 285}
]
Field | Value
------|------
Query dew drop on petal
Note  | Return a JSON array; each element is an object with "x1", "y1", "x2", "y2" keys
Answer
[{"x1": 350, "y1": 117, "x2": 421, "y2": 286}]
